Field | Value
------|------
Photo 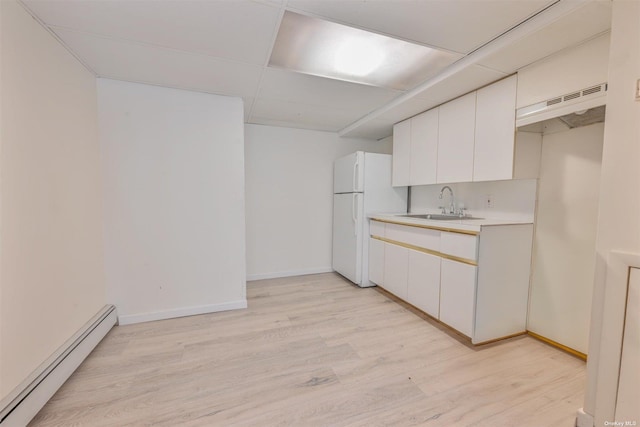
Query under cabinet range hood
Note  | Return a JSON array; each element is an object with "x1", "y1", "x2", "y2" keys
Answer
[
  {"x1": 556, "y1": 104, "x2": 606, "y2": 129},
  {"x1": 516, "y1": 83, "x2": 607, "y2": 127}
]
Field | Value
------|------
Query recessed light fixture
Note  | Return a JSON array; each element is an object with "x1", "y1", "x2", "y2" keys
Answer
[
  {"x1": 269, "y1": 11, "x2": 461, "y2": 91},
  {"x1": 334, "y1": 38, "x2": 385, "y2": 77}
]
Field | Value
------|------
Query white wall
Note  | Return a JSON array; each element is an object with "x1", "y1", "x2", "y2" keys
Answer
[
  {"x1": 244, "y1": 124, "x2": 391, "y2": 280},
  {"x1": 513, "y1": 131, "x2": 543, "y2": 180},
  {"x1": 410, "y1": 179, "x2": 538, "y2": 222},
  {"x1": 583, "y1": 1, "x2": 640, "y2": 424},
  {"x1": 528, "y1": 123, "x2": 604, "y2": 355},
  {"x1": 0, "y1": 0, "x2": 105, "y2": 398},
  {"x1": 98, "y1": 79, "x2": 246, "y2": 325}
]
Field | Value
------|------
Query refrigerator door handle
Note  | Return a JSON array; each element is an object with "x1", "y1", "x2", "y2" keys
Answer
[
  {"x1": 352, "y1": 158, "x2": 359, "y2": 192},
  {"x1": 352, "y1": 193, "x2": 358, "y2": 236}
]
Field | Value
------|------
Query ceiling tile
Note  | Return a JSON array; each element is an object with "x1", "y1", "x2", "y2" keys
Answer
[
  {"x1": 53, "y1": 29, "x2": 263, "y2": 100},
  {"x1": 249, "y1": 99, "x2": 365, "y2": 132},
  {"x1": 258, "y1": 68, "x2": 401, "y2": 113},
  {"x1": 287, "y1": 0, "x2": 554, "y2": 54},
  {"x1": 477, "y1": 1, "x2": 612, "y2": 73},
  {"x1": 24, "y1": 0, "x2": 281, "y2": 65}
]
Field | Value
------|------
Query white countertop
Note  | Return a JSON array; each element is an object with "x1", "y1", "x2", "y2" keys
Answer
[{"x1": 368, "y1": 213, "x2": 533, "y2": 233}]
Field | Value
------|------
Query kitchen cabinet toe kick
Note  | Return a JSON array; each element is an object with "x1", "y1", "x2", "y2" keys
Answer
[{"x1": 375, "y1": 285, "x2": 528, "y2": 346}]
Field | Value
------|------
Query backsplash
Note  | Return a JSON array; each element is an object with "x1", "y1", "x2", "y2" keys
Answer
[{"x1": 410, "y1": 179, "x2": 537, "y2": 222}]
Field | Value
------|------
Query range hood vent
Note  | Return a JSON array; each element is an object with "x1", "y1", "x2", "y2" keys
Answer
[
  {"x1": 516, "y1": 83, "x2": 607, "y2": 127},
  {"x1": 547, "y1": 97, "x2": 562, "y2": 106}
]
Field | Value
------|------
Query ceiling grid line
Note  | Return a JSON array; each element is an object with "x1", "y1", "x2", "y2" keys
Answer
[{"x1": 16, "y1": 0, "x2": 98, "y2": 77}]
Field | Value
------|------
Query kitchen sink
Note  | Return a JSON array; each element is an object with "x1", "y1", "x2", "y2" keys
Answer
[{"x1": 400, "y1": 214, "x2": 484, "y2": 221}]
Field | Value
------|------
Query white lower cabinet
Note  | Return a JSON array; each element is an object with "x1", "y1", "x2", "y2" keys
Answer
[
  {"x1": 407, "y1": 250, "x2": 441, "y2": 318},
  {"x1": 439, "y1": 259, "x2": 477, "y2": 338},
  {"x1": 383, "y1": 243, "x2": 409, "y2": 300},
  {"x1": 368, "y1": 238, "x2": 385, "y2": 285},
  {"x1": 368, "y1": 219, "x2": 533, "y2": 344}
]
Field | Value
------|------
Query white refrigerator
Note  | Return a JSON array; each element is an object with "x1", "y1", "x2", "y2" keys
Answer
[{"x1": 332, "y1": 151, "x2": 407, "y2": 287}]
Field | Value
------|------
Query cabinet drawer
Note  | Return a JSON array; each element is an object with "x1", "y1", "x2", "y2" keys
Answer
[
  {"x1": 440, "y1": 232, "x2": 478, "y2": 261},
  {"x1": 370, "y1": 220, "x2": 386, "y2": 238},
  {"x1": 385, "y1": 223, "x2": 440, "y2": 252}
]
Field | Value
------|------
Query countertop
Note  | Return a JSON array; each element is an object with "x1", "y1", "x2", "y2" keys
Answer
[{"x1": 368, "y1": 213, "x2": 533, "y2": 233}]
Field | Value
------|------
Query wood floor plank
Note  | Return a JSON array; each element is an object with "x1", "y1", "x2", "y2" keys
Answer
[{"x1": 29, "y1": 272, "x2": 585, "y2": 426}]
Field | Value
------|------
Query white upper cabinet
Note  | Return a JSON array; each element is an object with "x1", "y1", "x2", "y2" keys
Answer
[
  {"x1": 409, "y1": 108, "x2": 439, "y2": 186},
  {"x1": 392, "y1": 119, "x2": 411, "y2": 187},
  {"x1": 437, "y1": 92, "x2": 476, "y2": 184},
  {"x1": 392, "y1": 76, "x2": 517, "y2": 186},
  {"x1": 473, "y1": 75, "x2": 517, "y2": 182}
]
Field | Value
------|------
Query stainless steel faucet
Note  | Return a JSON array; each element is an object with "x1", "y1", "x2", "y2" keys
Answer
[{"x1": 439, "y1": 186, "x2": 455, "y2": 214}]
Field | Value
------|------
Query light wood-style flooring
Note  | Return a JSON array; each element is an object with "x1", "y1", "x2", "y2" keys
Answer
[{"x1": 30, "y1": 273, "x2": 585, "y2": 426}]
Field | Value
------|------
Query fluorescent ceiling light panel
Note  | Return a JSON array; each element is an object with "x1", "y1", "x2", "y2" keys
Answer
[{"x1": 269, "y1": 11, "x2": 461, "y2": 90}]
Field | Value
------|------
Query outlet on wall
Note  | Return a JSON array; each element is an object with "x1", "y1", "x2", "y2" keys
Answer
[{"x1": 486, "y1": 194, "x2": 493, "y2": 208}]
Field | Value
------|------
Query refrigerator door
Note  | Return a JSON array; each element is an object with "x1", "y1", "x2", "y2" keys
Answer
[
  {"x1": 332, "y1": 193, "x2": 363, "y2": 284},
  {"x1": 333, "y1": 151, "x2": 365, "y2": 194}
]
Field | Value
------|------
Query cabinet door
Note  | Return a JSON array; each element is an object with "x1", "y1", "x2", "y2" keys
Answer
[
  {"x1": 383, "y1": 243, "x2": 409, "y2": 300},
  {"x1": 474, "y1": 75, "x2": 517, "y2": 182},
  {"x1": 437, "y1": 92, "x2": 476, "y2": 184},
  {"x1": 410, "y1": 108, "x2": 439, "y2": 185},
  {"x1": 407, "y1": 250, "x2": 441, "y2": 318},
  {"x1": 439, "y1": 259, "x2": 477, "y2": 338},
  {"x1": 369, "y1": 238, "x2": 385, "y2": 286},
  {"x1": 392, "y1": 119, "x2": 411, "y2": 187}
]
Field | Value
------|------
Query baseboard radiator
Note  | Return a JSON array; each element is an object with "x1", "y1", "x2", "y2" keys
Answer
[{"x1": 0, "y1": 305, "x2": 117, "y2": 427}]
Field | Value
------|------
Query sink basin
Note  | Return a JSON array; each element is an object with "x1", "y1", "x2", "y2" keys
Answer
[{"x1": 401, "y1": 214, "x2": 484, "y2": 221}]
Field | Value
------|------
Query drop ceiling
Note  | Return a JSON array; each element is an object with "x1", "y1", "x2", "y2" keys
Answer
[{"x1": 20, "y1": 0, "x2": 611, "y2": 140}]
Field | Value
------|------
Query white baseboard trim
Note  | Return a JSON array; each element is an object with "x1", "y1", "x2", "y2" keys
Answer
[
  {"x1": 117, "y1": 300, "x2": 247, "y2": 325},
  {"x1": 0, "y1": 305, "x2": 117, "y2": 427},
  {"x1": 247, "y1": 267, "x2": 333, "y2": 281},
  {"x1": 576, "y1": 408, "x2": 594, "y2": 427}
]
